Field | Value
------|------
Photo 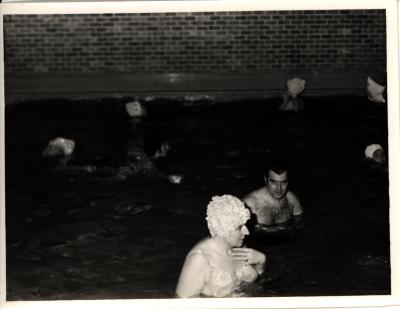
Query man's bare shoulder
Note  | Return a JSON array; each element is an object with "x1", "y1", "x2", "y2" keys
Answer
[
  {"x1": 243, "y1": 187, "x2": 269, "y2": 209},
  {"x1": 286, "y1": 190, "x2": 303, "y2": 215},
  {"x1": 243, "y1": 187, "x2": 266, "y2": 200},
  {"x1": 286, "y1": 190, "x2": 300, "y2": 203}
]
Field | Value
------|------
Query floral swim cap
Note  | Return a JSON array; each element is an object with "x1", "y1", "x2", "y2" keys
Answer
[{"x1": 206, "y1": 195, "x2": 250, "y2": 238}]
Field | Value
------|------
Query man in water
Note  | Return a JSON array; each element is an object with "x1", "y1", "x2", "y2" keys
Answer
[{"x1": 243, "y1": 162, "x2": 303, "y2": 233}]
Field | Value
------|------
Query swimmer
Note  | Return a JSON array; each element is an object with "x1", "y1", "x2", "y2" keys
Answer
[
  {"x1": 42, "y1": 137, "x2": 75, "y2": 167},
  {"x1": 364, "y1": 144, "x2": 388, "y2": 171},
  {"x1": 176, "y1": 195, "x2": 266, "y2": 298},
  {"x1": 278, "y1": 78, "x2": 305, "y2": 112},
  {"x1": 243, "y1": 161, "x2": 303, "y2": 233}
]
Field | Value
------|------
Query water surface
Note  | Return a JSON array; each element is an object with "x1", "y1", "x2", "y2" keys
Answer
[{"x1": 5, "y1": 96, "x2": 390, "y2": 299}]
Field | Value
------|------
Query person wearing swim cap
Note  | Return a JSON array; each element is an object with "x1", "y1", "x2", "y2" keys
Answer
[
  {"x1": 364, "y1": 144, "x2": 387, "y2": 171},
  {"x1": 176, "y1": 195, "x2": 266, "y2": 298}
]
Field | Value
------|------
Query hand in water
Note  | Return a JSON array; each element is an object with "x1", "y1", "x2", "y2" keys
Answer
[{"x1": 229, "y1": 248, "x2": 266, "y2": 265}]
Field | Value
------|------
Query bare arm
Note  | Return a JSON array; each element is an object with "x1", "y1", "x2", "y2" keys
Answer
[
  {"x1": 287, "y1": 191, "x2": 304, "y2": 229},
  {"x1": 176, "y1": 253, "x2": 208, "y2": 298},
  {"x1": 287, "y1": 191, "x2": 303, "y2": 216},
  {"x1": 291, "y1": 213, "x2": 304, "y2": 230}
]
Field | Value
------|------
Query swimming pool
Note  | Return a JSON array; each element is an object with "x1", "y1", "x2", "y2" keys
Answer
[{"x1": 5, "y1": 95, "x2": 390, "y2": 299}]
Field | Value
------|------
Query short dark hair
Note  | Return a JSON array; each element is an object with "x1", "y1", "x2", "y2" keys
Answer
[{"x1": 263, "y1": 160, "x2": 288, "y2": 178}]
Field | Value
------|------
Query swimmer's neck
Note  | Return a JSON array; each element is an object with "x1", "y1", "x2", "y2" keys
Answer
[{"x1": 211, "y1": 236, "x2": 233, "y2": 255}]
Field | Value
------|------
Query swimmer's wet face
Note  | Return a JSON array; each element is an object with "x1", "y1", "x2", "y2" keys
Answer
[
  {"x1": 225, "y1": 224, "x2": 249, "y2": 248},
  {"x1": 266, "y1": 170, "x2": 289, "y2": 200},
  {"x1": 372, "y1": 149, "x2": 387, "y2": 164}
]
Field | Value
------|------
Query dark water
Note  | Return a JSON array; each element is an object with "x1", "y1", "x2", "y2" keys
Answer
[{"x1": 5, "y1": 96, "x2": 390, "y2": 300}]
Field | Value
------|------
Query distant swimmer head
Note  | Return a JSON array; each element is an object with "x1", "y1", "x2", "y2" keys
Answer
[{"x1": 365, "y1": 144, "x2": 386, "y2": 164}]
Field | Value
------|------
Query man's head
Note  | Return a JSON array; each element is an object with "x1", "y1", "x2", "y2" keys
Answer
[{"x1": 264, "y1": 162, "x2": 289, "y2": 200}]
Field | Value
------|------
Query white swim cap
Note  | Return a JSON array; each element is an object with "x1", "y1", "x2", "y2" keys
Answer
[
  {"x1": 365, "y1": 144, "x2": 383, "y2": 159},
  {"x1": 206, "y1": 195, "x2": 250, "y2": 238}
]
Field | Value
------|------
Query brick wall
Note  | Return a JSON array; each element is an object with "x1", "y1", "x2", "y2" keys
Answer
[{"x1": 4, "y1": 10, "x2": 386, "y2": 76}]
